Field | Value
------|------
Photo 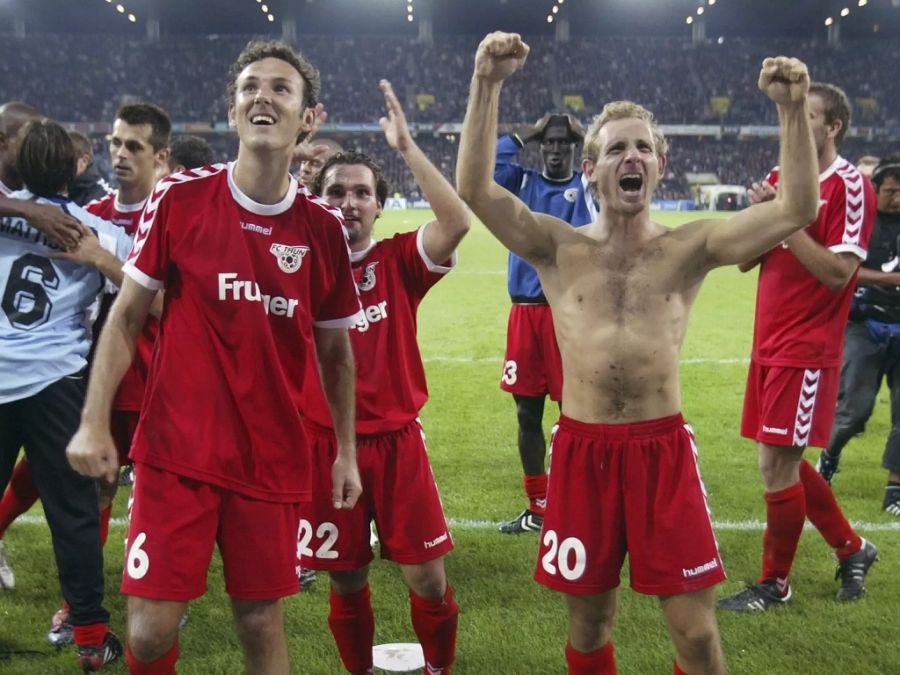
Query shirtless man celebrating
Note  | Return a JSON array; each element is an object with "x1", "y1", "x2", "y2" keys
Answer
[{"x1": 457, "y1": 33, "x2": 820, "y2": 675}]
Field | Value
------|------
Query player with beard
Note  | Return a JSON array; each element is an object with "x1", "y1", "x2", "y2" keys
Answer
[
  {"x1": 66, "y1": 40, "x2": 363, "y2": 674},
  {"x1": 495, "y1": 112, "x2": 597, "y2": 534},
  {"x1": 303, "y1": 80, "x2": 467, "y2": 675},
  {"x1": 457, "y1": 32, "x2": 820, "y2": 674}
]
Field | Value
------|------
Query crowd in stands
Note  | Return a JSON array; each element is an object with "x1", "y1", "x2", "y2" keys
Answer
[{"x1": 6, "y1": 32, "x2": 899, "y2": 200}]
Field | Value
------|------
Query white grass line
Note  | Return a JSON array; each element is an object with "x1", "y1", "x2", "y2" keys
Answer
[
  {"x1": 422, "y1": 356, "x2": 750, "y2": 365},
  {"x1": 16, "y1": 515, "x2": 900, "y2": 532},
  {"x1": 444, "y1": 517, "x2": 900, "y2": 532}
]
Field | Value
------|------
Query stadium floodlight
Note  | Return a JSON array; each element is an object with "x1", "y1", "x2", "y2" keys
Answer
[
  {"x1": 686, "y1": 16, "x2": 693, "y2": 24},
  {"x1": 552, "y1": 5, "x2": 558, "y2": 13},
  {"x1": 558, "y1": 0, "x2": 564, "y2": 4},
  {"x1": 116, "y1": 4, "x2": 124, "y2": 12},
  {"x1": 128, "y1": 13, "x2": 136, "y2": 22},
  {"x1": 708, "y1": 0, "x2": 716, "y2": 5},
  {"x1": 825, "y1": 16, "x2": 834, "y2": 25},
  {"x1": 858, "y1": 0, "x2": 867, "y2": 5},
  {"x1": 547, "y1": 14, "x2": 553, "y2": 22},
  {"x1": 261, "y1": 4, "x2": 268, "y2": 12},
  {"x1": 841, "y1": 7, "x2": 850, "y2": 15},
  {"x1": 268, "y1": 14, "x2": 274, "y2": 21},
  {"x1": 697, "y1": 6, "x2": 704, "y2": 15}
]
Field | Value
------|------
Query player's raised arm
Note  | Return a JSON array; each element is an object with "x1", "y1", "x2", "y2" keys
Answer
[
  {"x1": 379, "y1": 79, "x2": 470, "y2": 263},
  {"x1": 456, "y1": 32, "x2": 563, "y2": 267},
  {"x1": 697, "y1": 57, "x2": 820, "y2": 269}
]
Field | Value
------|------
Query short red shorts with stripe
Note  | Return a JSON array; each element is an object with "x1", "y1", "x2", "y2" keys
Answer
[
  {"x1": 741, "y1": 361, "x2": 840, "y2": 448},
  {"x1": 121, "y1": 462, "x2": 302, "y2": 602},
  {"x1": 299, "y1": 419, "x2": 452, "y2": 571},
  {"x1": 534, "y1": 414, "x2": 725, "y2": 597},
  {"x1": 500, "y1": 303, "x2": 563, "y2": 401}
]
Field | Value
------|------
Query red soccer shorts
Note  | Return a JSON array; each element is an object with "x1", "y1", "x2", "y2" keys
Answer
[
  {"x1": 110, "y1": 409, "x2": 139, "y2": 466},
  {"x1": 500, "y1": 303, "x2": 563, "y2": 401},
  {"x1": 121, "y1": 462, "x2": 301, "y2": 601},
  {"x1": 300, "y1": 419, "x2": 453, "y2": 571},
  {"x1": 535, "y1": 414, "x2": 725, "y2": 596},
  {"x1": 741, "y1": 361, "x2": 840, "y2": 448}
]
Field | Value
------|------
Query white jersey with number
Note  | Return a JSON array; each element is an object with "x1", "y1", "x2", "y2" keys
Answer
[{"x1": 0, "y1": 191, "x2": 132, "y2": 403}]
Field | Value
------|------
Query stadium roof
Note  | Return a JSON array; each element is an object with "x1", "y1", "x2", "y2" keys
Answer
[{"x1": 4, "y1": 0, "x2": 900, "y2": 39}]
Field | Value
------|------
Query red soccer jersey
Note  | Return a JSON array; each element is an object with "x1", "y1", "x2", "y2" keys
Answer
[
  {"x1": 752, "y1": 157, "x2": 876, "y2": 367},
  {"x1": 304, "y1": 227, "x2": 453, "y2": 435},
  {"x1": 87, "y1": 193, "x2": 156, "y2": 411},
  {"x1": 123, "y1": 163, "x2": 362, "y2": 502}
]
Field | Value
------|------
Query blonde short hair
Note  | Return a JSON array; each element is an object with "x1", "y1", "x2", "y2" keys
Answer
[{"x1": 583, "y1": 101, "x2": 669, "y2": 162}]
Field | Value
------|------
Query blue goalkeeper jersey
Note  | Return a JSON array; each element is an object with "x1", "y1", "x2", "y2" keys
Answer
[
  {"x1": 0, "y1": 192, "x2": 133, "y2": 403},
  {"x1": 494, "y1": 134, "x2": 597, "y2": 302}
]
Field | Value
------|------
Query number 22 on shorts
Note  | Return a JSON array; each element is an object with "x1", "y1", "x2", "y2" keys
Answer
[
  {"x1": 541, "y1": 530, "x2": 587, "y2": 581},
  {"x1": 297, "y1": 519, "x2": 340, "y2": 560}
]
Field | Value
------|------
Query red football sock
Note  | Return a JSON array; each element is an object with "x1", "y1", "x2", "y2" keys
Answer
[
  {"x1": 99, "y1": 505, "x2": 113, "y2": 547},
  {"x1": 410, "y1": 585, "x2": 459, "y2": 674},
  {"x1": 799, "y1": 460, "x2": 862, "y2": 559},
  {"x1": 328, "y1": 584, "x2": 374, "y2": 675},
  {"x1": 125, "y1": 640, "x2": 179, "y2": 675},
  {"x1": 674, "y1": 661, "x2": 689, "y2": 675},
  {"x1": 0, "y1": 460, "x2": 40, "y2": 538},
  {"x1": 73, "y1": 622, "x2": 107, "y2": 648},
  {"x1": 760, "y1": 481, "x2": 805, "y2": 584},
  {"x1": 566, "y1": 642, "x2": 616, "y2": 675},
  {"x1": 524, "y1": 473, "x2": 548, "y2": 516}
]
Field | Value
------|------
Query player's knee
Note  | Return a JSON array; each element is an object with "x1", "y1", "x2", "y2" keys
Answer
[
  {"x1": 329, "y1": 567, "x2": 370, "y2": 595},
  {"x1": 515, "y1": 396, "x2": 544, "y2": 434},
  {"x1": 127, "y1": 624, "x2": 176, "y2": 663},
  {"x1": 670, "y1": 622, "x2": 719, "y2": 663},
  {"x1": 401, "y1": 560, "x2": 447, "y2": 599},
  {"x1": 232, "y1": 601, "x2": 283, "y2": 644}
]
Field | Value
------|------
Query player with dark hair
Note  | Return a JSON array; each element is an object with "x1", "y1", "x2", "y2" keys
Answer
[
  {"x1": 458, "y1": 32, "x2": 820, "y2": 674},
  {"x1": 166, "y1": 134, "x2": 215, "y2": 174},
  {"x1": 299, "y1": 138, "x2": 342, "y2": 186},
  {"x1": 0, "y1": 117, "x2": 138, "y2": 670},
  {"x1": 66, "y1": 39, "x2": 362, "y2": 674},
  {"x1": 495, "y1": 112, "x2": 597, "y2": 534},
  {"x1": 304, "y1": 80, "x2": 468, "y2": 675},
  {"x1": 0, "y1": 101, "x2": 86, "y2": 251},
  {"x1": 0, "y1": 102, "x2": 174, "y2": 646},
  {"x1": 719, "y1": 81, "x2": 879, "y2": 613},
  {"x1": 816, "y1": 156, "x2": 900, "y2": 517},
  {"x1": 68, "y1": 130, "x2": 114, "y2": 206}
]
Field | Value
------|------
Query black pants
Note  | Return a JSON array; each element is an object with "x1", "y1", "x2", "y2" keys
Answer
[
  {"x1": 828, "y1": 321, "x2": 900, "y2": 472},
  {"x1": 0, "y1": 374, "x2": 110, "y2": 627}
]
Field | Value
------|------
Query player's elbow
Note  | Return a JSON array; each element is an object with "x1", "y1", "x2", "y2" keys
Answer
[
  {"x1": 781, "y1": 194, "x2": 819, "y2": 229},
  {"x1": 824, "y1": 269, "x2": 855, "y2": 292}
]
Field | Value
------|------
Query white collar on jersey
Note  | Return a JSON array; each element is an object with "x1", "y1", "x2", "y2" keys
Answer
[
  {"x1": 818, "y1": 155, "x2": 846, "y2": 183},
  {"x1": 113, "y1": 192, "x2": 147, "y2": 213},
  {"x1": 0, "y1": 178, "x2": 15, "y2": 196},
  {"x1": 226, "y1": 161, "x2": 297, "y2": 216},
  {"x1": 350, "y1": 241, "x2": 377, "y2": 263}
]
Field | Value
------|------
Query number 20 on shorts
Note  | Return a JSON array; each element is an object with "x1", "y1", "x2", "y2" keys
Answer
[{"x1": 541, "y1": 530, "x2": 587, "y2": 581}]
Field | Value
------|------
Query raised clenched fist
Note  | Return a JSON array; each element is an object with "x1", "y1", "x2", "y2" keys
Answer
[
  {"x1": 474, "y1": 32, "x2": 530, "y2": 84},
  {"x1": 758, "y1": 56, "x2": 810, "y2": 105}
]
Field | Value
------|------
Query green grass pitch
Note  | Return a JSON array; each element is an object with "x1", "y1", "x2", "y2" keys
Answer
[{"x1": 1, "y1": 210, "x2": 898, "y2": 674}]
